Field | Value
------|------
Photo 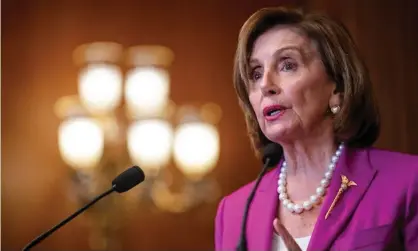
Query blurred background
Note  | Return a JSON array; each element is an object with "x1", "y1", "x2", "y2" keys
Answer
[{"x1": 2, "y1": 0, "x2": 418, "y2": 250}]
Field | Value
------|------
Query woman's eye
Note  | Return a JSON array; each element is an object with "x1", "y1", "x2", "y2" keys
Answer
[
  {"x1": 251, "y1": 70, "x2": 262, "y2": 81},
  {"x1": 280, "y1": 60, "x2": 297, "y2": 72}
]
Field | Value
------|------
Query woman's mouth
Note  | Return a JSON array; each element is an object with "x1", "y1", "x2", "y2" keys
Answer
[{"x1": 263, "y1": 105, "x2": 287, "y2": 121}]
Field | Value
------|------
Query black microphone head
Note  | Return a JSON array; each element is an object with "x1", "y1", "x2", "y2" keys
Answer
[
  {"x1": 262, "y1": 143, "x2": 282, "y2": 167},
  {"x1": 112, "y1": 166, "x2": 145, "y2": 193}
]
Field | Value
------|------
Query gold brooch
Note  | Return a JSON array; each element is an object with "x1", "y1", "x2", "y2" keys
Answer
[{"x1": 325, "y1": 175, "x2": 357, "y2": 219}]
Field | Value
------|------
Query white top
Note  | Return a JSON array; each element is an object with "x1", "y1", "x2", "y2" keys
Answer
[{"x1": 271, "y1": 233, "x2": 311, "y2": 251}]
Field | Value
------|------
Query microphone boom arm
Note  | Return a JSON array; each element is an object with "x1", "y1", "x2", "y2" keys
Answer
[{"x1": 22, "y1": 185, "x2": 116, "y2": 251}]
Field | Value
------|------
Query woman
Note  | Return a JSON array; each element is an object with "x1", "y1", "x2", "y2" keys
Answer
[{"x1": 215, "y1": 6, "x2": 418, "y2": 251}]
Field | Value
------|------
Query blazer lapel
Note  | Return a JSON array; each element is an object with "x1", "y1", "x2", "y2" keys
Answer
[
  {"x1": 247, "y1": 161, "x2": 282, "y2": 251},
  {"x1": 307, "y1": 147, "x2": 377, "y2": 251}
]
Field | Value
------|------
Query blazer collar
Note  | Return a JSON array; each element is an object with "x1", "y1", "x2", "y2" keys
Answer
[{"x1": 307, "y1": 147, "x2": 377, "y2": 251}]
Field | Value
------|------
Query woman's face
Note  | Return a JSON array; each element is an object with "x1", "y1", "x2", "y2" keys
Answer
[{"x1": 248, "y1": 25, "x2": 340, "y2": 144}]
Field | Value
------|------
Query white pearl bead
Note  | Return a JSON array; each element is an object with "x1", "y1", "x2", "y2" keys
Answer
[
  {"x1": 331, "y1": 156, "x2": 338, "y2": 163},
  {"x1": 279, "y1": 193, "x2": 288, "y2": 201},
  {"x1": 293, "y1": 204, "x2": 303, "y2": 214},
  {"x1": 279, "y1": 173, "x2": 286, "y2": 179},
  {"x1": 320, "y1": 178, "x2": 329, "y2": 187},
  {"x1": 325, "y1": 171, "x2": 333, "y2": 179},
  {"x1": 316, "y1": 187, "x2": 325, "y2": 196},
  {"x1": 283, "y1": 199, "x2": 290, "y2": 206},
  {"x1": 303, "y1": 201, "x2": 313, "y2": 210},
  {"x1": 278, "y1": 179, "x2": 286, "y2": 186},
  {"x1": 328, "y1": 163, "x2": 335, "y2": 170},
  {"x1": 278, "y1": 185, "x2": 286, "y2": 193},
  {"x1": 310, "y1": 195, "x2": 319, "y2": 204},
  {"x1": 287, "y1": 203, "x2": 294, "y2": 211},
  {"x1": 336, "y1": 150, "x2": 342, "y2": 156}
]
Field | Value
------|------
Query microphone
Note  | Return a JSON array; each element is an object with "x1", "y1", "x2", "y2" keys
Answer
[
  {"x1": 236, "y1": 143, "x2": 282, "y2": 251},
  {"x1": 22, "y1": 166, "x2": 145, "y2": 251}
]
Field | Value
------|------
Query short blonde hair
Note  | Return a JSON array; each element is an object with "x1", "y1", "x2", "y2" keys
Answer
[{"x1": 233, "y1": 7, "x2": 380, "y2": 157}]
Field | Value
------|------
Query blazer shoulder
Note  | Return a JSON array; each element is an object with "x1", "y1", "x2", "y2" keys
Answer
[{"x1": 366, "y1": 147, "x2": 418, "y2": 194}]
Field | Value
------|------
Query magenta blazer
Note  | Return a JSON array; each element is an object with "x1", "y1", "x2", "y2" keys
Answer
[{"x1": 215, "y1": 147, "x2": 418, "y2": 251}]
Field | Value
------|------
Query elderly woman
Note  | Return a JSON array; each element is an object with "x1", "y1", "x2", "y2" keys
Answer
[{"x1": 215, "y1": 6, "x2": 418, "y2": 251}]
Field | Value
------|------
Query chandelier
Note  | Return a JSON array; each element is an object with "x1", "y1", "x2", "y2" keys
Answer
[{"x1": 54, "y1": 42, "x2": 222, "y2": 217}]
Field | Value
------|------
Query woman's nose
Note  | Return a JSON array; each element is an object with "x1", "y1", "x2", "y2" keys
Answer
[{"x1": 260, "y1": 71, "x2": 279, "y2": 96}]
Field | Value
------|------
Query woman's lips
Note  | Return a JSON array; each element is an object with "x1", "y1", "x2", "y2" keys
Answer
[{"x1": 263, "y1": 105, "x2": 287, "y2": 121}]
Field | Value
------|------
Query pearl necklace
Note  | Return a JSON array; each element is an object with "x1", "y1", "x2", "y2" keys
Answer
[{"x1": 277, "y1": 143, "x2": 344, "y2": 214}]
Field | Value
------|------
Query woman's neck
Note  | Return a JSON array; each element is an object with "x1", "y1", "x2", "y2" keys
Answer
[{"x1": 280, "y1": 128, "x2": 338, "y2": 178}]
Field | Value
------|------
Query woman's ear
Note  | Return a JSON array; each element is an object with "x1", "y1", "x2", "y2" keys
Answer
[{"x1": 329, "y1": 85, "x2": 342, "y2": 113}]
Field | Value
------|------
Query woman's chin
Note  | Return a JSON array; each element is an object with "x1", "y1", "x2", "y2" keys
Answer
[{"x1": 264, "y1": 128, "x2": 292, "y2": 144}]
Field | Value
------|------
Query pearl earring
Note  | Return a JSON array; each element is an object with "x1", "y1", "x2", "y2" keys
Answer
[{"x1": 331, "y1": 106, "x2": 340, "y2": 114}]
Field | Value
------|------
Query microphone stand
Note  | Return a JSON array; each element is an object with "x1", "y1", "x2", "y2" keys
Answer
[{"x1": 236, "y1": 157, "x2": 272, "y2": 251}]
